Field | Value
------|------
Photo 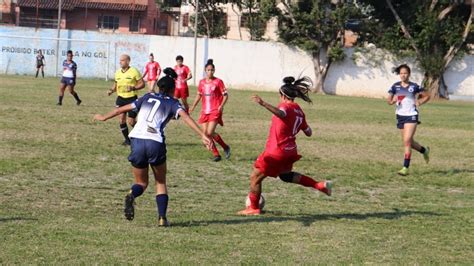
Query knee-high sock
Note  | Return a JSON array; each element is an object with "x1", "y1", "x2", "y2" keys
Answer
[
  {"x1": 248, "y1": 191, "x2": 260, "y2": 210},
  {"x1": 120, "y1": 123, "x2": 130, "y2": 141},
  {"x1": 212, "y1": 134, "x2": 229, "y2": 150},
  {"x1": 156, "y1": 194, "x2": 169, "y2": 218}
]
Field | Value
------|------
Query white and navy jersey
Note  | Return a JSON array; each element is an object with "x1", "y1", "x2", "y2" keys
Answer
[
  {"x1": 129, "y1": 93, "x2": 184, "y2": 143},
  {"x1": 62, "y1": 60, "x2": 77, "y2": 78},
  {"x1": 388, "y1": 81, "x2": 424, "y2": 116}
]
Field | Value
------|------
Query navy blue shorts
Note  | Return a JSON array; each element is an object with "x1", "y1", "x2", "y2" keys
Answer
[
  {"x1": 61, "y1": 77, "x2": 76, "y2": 86},
  {"x1": 128, "y1": 138, "x2": 167, "y2": 168},
  {"x1": 397, "y1": 115, "x2": 420, "y2": 129}
]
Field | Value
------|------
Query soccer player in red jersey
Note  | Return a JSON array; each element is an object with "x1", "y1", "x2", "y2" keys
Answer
[
  {"x1": 142, "y1": 53, "x2": 161, "y2": 93},
  {"x1": 173, "y1": 55, "x2": 192, "y2": 111},
  {"x1": 238, "y1": 76, "x2": 333, "y2": 216},
  {"x1": 190, "y1": 59, "x2": 230, "y2": 162}
]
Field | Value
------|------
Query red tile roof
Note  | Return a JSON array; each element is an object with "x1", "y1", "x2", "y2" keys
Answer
[{"x1": 18, "y1": 0, "x2": 147, "y2": 11}]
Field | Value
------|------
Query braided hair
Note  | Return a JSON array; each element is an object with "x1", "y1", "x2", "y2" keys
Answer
[
  {"x1": 157, "y1": 67, "x2": 177, "y2": 95},
  {"x1": 279, "y1": 76, "x2": 313, "y2": 103}
]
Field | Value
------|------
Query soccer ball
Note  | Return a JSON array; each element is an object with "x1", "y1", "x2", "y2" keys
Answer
[{"x1": 245, "y1": 194, "x2": 265, "y2": 210}]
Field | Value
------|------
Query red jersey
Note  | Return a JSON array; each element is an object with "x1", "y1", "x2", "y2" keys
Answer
[
  {"x1": 174, "y1": 65, "x2": 190, "y2": 89},
  {"x1": 198, "y1": 77, "x2": 227, "y2": 114},
  {"x1": 264, "y1": 102, "x2": 309, "y2": 157},
  {"x1": 144, "y1": 61, "x2": 161, "y2": 81}
]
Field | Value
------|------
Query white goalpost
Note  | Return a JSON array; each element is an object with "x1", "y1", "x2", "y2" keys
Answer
[{"x1": 0, "y1": 34, "x2": 111, "y2": 81}]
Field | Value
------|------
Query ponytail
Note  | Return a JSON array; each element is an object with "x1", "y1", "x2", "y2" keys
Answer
[
  {"x1": 157, "y1": 67, "x2": 177, "y2": 95},
  {"x1": 279, "y1": 76, "x2": 312, "y2": 103}
]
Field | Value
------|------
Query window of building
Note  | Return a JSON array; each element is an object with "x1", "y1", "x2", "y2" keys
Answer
[
  {"x1": 182, "y1": 13, "x2": 189, "y2": 27},
  {"x1": 129, "y1": 16, "x2": 140, "y2": 32},
  {"x1": 98, "y1": 15, "x2": 119, "y2": 30},
  {"x1": 240, "y1": 13, "x2": 250, "y2": 28}
]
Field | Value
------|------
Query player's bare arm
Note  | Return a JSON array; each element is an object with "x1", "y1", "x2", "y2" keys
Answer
[
  {"x1": 178, "y1": 109, "x2": 213, "y2": 150},
  {"x1": 127, "y1": 78, "x2": 145, "y2": 92},
  {"x1": 387, "y1": 93, "x2": 397, "y2": 105},
  {"x1": 108, "y1": 82, "x2": 117, "y2": 96},
  {"x1": 252, "y1": 95, "x2": 285, "y2": 118},
  {"x1": 416, "y1": 91, "x2": 430, "y2": 107},
  {"x1": 218, "y1": 94, "x2": 228, "y2": 112},
  {"x1": 93, "y1": 104, "x2": 134, "y2": 121},
  {"x1": 189, "y1": 94, "x2": 202, "y2": 113}
]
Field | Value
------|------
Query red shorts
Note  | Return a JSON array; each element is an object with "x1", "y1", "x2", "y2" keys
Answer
[
  {"x1": 254, "y1": 151, "x2": 301, "y2": 177},
  {"x1": 174, "y1": 86, "x2": 189, "y2": 99},
  {"x1": 198, "y1": 111, "x2": 223, "y2": 126},
  {"x1": 147, "y1": 76, "x2": 158, "y2": 81}
]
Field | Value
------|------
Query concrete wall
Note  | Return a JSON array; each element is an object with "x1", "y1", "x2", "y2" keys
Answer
[{"x1": 0, "y1": 25, "x2": 472, "y2": 98}]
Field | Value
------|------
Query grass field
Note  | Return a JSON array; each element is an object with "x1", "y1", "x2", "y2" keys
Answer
[{"x1": 0, "y1": 75, "x2": 473, "y2": 264}]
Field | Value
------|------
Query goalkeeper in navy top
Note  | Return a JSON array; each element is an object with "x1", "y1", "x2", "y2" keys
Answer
[
  {"x1": 57, "y1": 50, "x2": 82, "y2": 106},
  {"x1": 94, "y1": 68, "x2": 212, "y2": 226},
  {"x1": 387, "y1": 64, "x2": 430, "y2": 176}
]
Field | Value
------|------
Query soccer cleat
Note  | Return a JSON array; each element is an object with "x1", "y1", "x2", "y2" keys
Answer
[
  {"x1": 124, "y1": 193, "x2": 135, "y2": 221},
  {"x1": 398, "y1": 167, "x2": 409, "y2": 176},
  {"x1": 423, "y1": 146, "x2": 430, "y2": 164},
  {"x1": 122, "y1": 139, "x2": 131, "y2": 146},
  {"x1": 319, "y1": 181, "x2": 333, "y2": 196},
  {"x1": 213, "y1": 155, "x2": 222, "y2": 162},
  {"x1": 56, "y1": 102, "x2": 62, "y2": 106},
  {"x1": 158, "y1": 216, "x2": 169, "y2": 227},
  {"x1": 237, "y1": 207, "x2": 261, "y2": 216},
  {"x1": 224, "y1": 146, "x2": 231, "y2": 159},
  {"x1": 76, "y1": 99, "x2": 82, "y2": 106}
]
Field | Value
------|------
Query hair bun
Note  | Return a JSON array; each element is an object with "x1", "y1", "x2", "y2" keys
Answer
[
  {"x1": 207, "y1": 59, "x2": 213, "y2": 65},
  {"x1": 283, "y1": 76, "x2": 295, "y2": 85},
  {"x1": 163, "y1": 67, "x2": 177, "y2": 79}
]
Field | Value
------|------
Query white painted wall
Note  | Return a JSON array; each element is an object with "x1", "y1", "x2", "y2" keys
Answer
[{"x1": 1, "y1": 26, "x2": 472, "y2": 98}]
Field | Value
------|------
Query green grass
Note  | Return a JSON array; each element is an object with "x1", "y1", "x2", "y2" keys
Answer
[{"x1": 0, "y1": 75, "x2": 473, "y2": 264}]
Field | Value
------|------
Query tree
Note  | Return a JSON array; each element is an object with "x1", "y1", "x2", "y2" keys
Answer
[
  {"x1": 361, "y1": 0, "x2": 473, "y2": 99},
  {"x1": 189, "y1": 0, "x2": 229, "y2": 38},
  {"x1": 230, "y1": 0, "x2": 277, "y2": 41},
  {"x1": 269, "y1": 0, "x2": 365, "y2": 93}
]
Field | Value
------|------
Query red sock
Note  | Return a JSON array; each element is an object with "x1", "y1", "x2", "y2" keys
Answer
[
  {"x1": 248, "y1": 192, "x2": 260, "y2": 210},
  {"x1": 211, "y1": 140, "x2": 220, "y2": 156},
  {"x1": 299, "y1": 175, "x2": 321, "y2": 189},
  {"x1": 212, "y1": 134, "x2": 229, "y2": 150}
]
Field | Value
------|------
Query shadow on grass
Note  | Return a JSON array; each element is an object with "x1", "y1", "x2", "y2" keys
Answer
[
  {"x1": 433, "y1": 168, "x2": 474, "y2": 175},
  {"x1": 0, "y1": 217, "x2": 38, "y2": 223},
  {"x1": 172, "y1": 209, "x2": 442, "y2": 227}
]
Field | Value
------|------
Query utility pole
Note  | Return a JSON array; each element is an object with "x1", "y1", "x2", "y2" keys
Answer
[
  {"x1": 55, "y1": 0, "x2": 62, "y2": 76},
  {"x1": 193, "y1": 0, "x2": 199, "y2": 85}
]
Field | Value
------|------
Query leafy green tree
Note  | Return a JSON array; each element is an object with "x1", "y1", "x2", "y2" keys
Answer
[
  {"x1": 361, "y1": 0, "x2": 473, "y2": 99},
  {"x1": 270, "y1": 0, "x2": 365, "y2": 93}
]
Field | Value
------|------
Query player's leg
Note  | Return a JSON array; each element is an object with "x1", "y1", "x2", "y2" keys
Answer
[
  {"x1": 207, "y1": 121, "x2": 230, "y2": 160},
  {"x1": 57, "y1": 82, "x2": 67, "y2": 105},
  {"x1": 181, "y1": 97, "x2": 189, "y2": 112},
  {"x1": 202, "y1": 122, "x2": 220, "y2": 161},
  {"x1": 238, "y1": 168, "x2": 267, "y2": 215},
  {"x1": 280, "y1": 172, "x2": 332, "y2": 196},
  {"x1": 124, "y1": 138, "x2": 151, "y2": 220},
  {"x1": 151, "y1": 162, "x2": 169, "y2": 226},
  {"x1": 35, "y1": 66, "x2": 39, "y2": 78},
  {"x1": 398, "y1": 123, "x2": 415, "y2": 175},
  {"x1": 68, "y1": 84, "x2": 82, "y2": 105},
  {"x1": 40, "y1": 65, "x2": 44, "y2": 78},
  {"x1": 410, "y1": 127, "x2": 430, "y2": 164},
  {"x1": 118, "y1": 112, "x2": 131, "y2": 145}
]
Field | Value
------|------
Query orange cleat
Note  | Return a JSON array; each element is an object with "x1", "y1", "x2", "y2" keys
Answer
[{"x1": 237, "y1": 207, "x2": 261, "y2": 216}]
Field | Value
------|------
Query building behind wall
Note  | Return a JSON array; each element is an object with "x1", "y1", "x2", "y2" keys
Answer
[{"x1": 0, "y1": 0, "x2": 175, "y2": 35}]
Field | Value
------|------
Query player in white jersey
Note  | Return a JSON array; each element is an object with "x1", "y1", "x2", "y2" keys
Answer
[
  {"x1": 94, "y1": 68, "x2": 212, "y2": 226},
  {"x1": 57, "y1": 50, "x2": 81, "y2": 106},
  {"x1": 387, "y1": 64, "x2": 431, "y2": 176}
]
